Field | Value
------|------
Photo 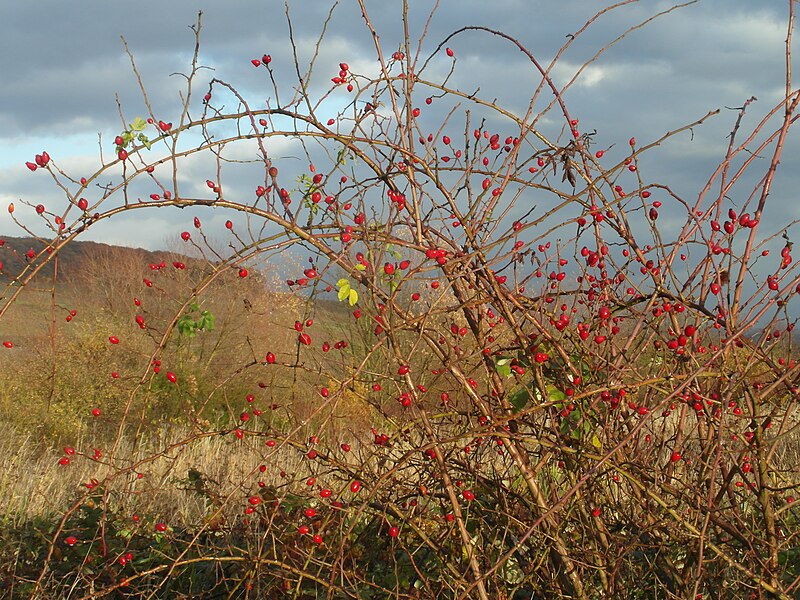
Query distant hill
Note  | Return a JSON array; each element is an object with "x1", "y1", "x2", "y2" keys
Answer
[
  {"x1": 0, "y1": 235, "x2": 172, "y2": 283},
  {"x1": 0, "y1": 234, "x2": 351, "y2": 325}
]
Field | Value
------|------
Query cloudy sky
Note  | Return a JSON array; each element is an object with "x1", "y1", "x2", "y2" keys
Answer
[{"x1": 0, "y1": 0, "x2": 797, "y2": 251}]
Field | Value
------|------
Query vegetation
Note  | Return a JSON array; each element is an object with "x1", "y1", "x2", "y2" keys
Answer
[{"x1": 1, "y1": 2, "x2": 800, "y2": 598}]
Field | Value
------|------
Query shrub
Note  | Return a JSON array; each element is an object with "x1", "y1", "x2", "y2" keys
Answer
[{"x1": 2, "y1": 2, "x2": 800, "y2": 598}]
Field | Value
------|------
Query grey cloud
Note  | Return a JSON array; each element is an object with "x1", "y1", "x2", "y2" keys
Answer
[{"x1": 1, "y1": 0, "x2": 798, "y2": 250}]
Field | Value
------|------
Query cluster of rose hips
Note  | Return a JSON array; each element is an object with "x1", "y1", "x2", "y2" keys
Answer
[
  {"x1": 250, "y1": 54, "x2": 272, "y2": 68},
  {"x1": 331, "y1": 62, "x2": 353, "y2": 92},
  {"x1": 25, "y1": 151, "x2": 50, "y2": 171}
]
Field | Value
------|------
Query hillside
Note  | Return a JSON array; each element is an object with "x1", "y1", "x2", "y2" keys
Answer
[{"x1": 0, "y1": 235, "x2": 169, "y2": 282}]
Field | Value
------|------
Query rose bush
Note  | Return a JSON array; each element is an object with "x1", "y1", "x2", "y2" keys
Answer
[{"x1": 1, "y1": 2, "x2": 799, "y2": 598}]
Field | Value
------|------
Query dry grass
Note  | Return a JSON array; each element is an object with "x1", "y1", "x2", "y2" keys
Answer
[{"x1": 0, "y1": 424, "x2": 310, "y2": 530}]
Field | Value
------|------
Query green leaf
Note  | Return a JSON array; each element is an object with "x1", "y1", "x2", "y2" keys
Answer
[
  {"x1": 559, "y1": 410, "x2": 581, "y2": 439},
  {"x1": 500, "y1": 556, "x2": 525, "y2": 585},
  {"x1": 546, "y1": 384, "x2": 566, "y2": 403},
  {"x1": 508, "y1": 389, "x2": 530, "y2": 412},
  {"x1": 348, "y1": 288, "x2": 359, "y2": 306},
  {"x1": 336, "y1": 278, "x2": 349, "y2": 288},
  {"x1": 559, "y1": 408, "x2": 595, "y2": 442},
  {"x1": 338, "y1": 283, "x2": 350, "y2": 302},
  {"x1": 176, "y1": 302, "x2": 215, "y2": 337},
  {"x1": 177, "y1": 316, "x2": 196, "y2": 338},
  {"x1": 494, "y1": 356, "x2": 512, "y2": 377},
  {"x1": 131, "y1": 117, "x2": 148, "y2": 131},
  {"x1": 198, "y1": 310, "x2": 215, "y2": 331},
  {"x1": 591, "y1": 434, "x2": 602, "y2": 449},
  {"x1": 354, "y1": 263, "x2": 366, "y2": 271}
]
